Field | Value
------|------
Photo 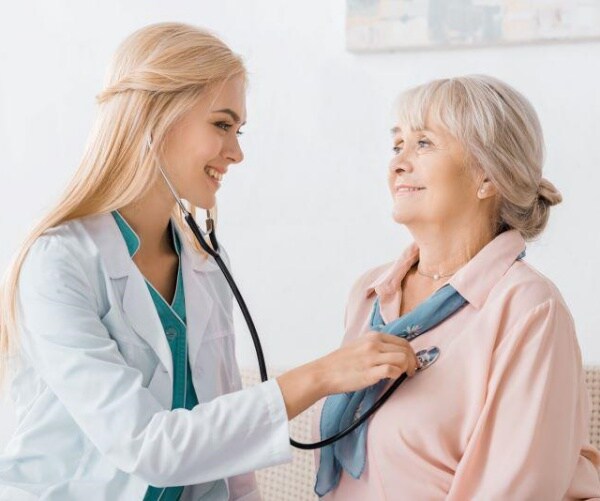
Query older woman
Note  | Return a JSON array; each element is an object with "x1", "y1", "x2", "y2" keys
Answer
[{"x1": 314, "y1": 75, "x2": 600, "y2": 500}]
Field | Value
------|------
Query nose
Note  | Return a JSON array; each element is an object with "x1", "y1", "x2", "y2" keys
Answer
[
  {"x1": 388, "y1": 155, "x2": 413, "y2": 175},
  {"x1": 223, "y1": 135, "x2": 244, "y2": 165}
]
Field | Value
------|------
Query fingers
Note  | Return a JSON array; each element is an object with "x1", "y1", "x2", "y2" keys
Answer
[
  {"x1": 362, "y1": 331, "x2": 418, "y2": 377},
  {"x1": 322, "y1": 331, "x2": 419, "y2": 394},
  {"x1": 368, "y1": 363, "x2": 410, "y2": 384},
  {"x1": 374, "y1": 351, "x2": 418, "y2": 377},
  {"x1": 363, "y1": 331, "x2": 414, "y2": 355},
  {"x1": 365, "y1": 331, "x2": 412, "y2": 349}
]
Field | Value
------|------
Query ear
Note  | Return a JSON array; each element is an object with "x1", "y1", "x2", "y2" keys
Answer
[{"x1": 477, "y1": 178, "x2": 497, "y2": 200}]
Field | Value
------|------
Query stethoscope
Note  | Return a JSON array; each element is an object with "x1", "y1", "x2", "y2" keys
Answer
[{"x1": 151, "y1": 139, "x2": 438, "y2": 450}]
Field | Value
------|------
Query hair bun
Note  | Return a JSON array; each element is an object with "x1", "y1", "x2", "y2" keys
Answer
[{"x1": 537, "y1": 178, "x2": 562, "y2": 206}]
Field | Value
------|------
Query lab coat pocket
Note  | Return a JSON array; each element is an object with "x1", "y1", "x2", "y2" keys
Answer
[{"x1": 101, "y1": 306, "x2": 159, "y2": 386}]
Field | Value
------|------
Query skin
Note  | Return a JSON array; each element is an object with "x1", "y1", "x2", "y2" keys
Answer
[
  {"x1": 388, "y1": 118, "x2": 498, "y2": 314},
  {"x1": 118, "y1": 76, "x2": 418, "y2": 420}
]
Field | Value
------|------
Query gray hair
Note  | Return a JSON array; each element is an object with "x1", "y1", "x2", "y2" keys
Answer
[{"x1": 395, "y1": 74, "x2": 562, "y2": 240}]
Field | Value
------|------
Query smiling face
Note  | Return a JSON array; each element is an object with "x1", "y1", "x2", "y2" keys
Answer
[
  {"x1": 159, "y1": 75, "x2": 247, "y2": 209},
  {"x1": 388, "y1": 118, "x2": 488, "y2": 232}
]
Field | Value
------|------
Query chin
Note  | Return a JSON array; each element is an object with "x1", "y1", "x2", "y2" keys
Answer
[
  {"x1": 391, "y1": 208, "x2": 415, "y2": 225},
  {"x1": 186, "y1": 192, "x2": 216, "y2": 211}
]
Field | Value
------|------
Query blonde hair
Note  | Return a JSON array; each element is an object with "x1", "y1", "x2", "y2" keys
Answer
[
  {"x1": 394, "y1": 74, "x2": 562, "y2": 239},
  {"x1": 0, "y1": 22, "x2": 246, "y2": 388}
]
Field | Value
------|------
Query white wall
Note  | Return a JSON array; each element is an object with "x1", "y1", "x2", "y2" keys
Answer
[{"x1": 1, "y1": 0, "x2": 599, "y2": 447}]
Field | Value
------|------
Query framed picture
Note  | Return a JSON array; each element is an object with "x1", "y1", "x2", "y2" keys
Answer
[{"x1": 346, "y1": 0, "x2": 600, "y2": 52}]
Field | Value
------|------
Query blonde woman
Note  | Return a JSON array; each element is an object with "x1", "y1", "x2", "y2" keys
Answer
[
  {"x1": 314, "y1": 75, "x2": 600, "y2": 500},
  {"x1": 0, "y1": 23, "x2": 420, "y2": 500}
]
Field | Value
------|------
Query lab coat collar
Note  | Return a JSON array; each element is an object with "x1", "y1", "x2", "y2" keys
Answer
[
  {"x1": 81, "y1": 212, "x2": 221, "y2": 278},
  {"x1": 178, "y1": 228, "x2": 222, "y2": 274},
  {"x1": 365, "y1": 229, "x2": 526, "y2": 311}
]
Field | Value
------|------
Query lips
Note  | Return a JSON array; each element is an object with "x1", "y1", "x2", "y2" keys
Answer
[
  {"x1": 204, "y1": 165, "x2": 225, "y2": 182},
  {"x1": 395, "y1": 184, "x2": 425, "y2": 194}
]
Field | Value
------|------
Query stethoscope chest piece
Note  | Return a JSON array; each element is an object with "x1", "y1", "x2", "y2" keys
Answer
[{"x1": 415, "y1": 346, "x2": 440, "y2": 372}]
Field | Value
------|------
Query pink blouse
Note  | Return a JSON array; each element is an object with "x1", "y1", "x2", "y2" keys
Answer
[{"x1": 314, "y1": 230, "x2": 600, "y2": 500}]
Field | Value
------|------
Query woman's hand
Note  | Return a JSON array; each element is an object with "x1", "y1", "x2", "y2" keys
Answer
[
  {"x1": 315, "y1": 331, "x2": 419, "y2": 395},
  {"x1": 276, "y1": 332, "x2": 418, "y2": 420}
]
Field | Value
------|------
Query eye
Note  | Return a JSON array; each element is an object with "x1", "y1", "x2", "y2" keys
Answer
[
  {"x1": 392, "y1": 142, "x2": 403, "y2": 154},
  {"x1": 214, "y1": 122, "x2": 245, "y2": 137},
  {"x1": 417, "y1": 138, "x2": 431, "y2": 148},
  {"x1": 214, "y1": 121, "x2": 233, "y2": 132}
]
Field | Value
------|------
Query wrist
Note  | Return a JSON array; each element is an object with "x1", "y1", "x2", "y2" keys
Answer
[{"x1": 304, "y1": 357, "x2": 330, "y2": 400}]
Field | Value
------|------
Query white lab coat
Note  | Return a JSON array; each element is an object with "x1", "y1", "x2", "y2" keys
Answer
[{"x1": 0, "y1": 213, "x2": 292, "y2": 500}]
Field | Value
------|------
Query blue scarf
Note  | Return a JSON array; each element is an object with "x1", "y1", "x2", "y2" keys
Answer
[{"x1": 315, "y1": 284, "x2": 467, "y2": 497}]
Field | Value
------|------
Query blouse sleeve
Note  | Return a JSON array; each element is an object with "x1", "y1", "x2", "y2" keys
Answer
[{"x1": 446, "y1": 298, "x2": 600, "y2": 500}]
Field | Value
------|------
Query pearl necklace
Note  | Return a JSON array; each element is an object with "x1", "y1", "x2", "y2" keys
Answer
[{"x1": 416, "y1": 264, "x2": 462, "y2": 281}]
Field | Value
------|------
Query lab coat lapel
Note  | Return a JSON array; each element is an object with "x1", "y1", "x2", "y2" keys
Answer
[
  {"x1": 81, "y1": 213, "x2": 174, "y2": 380},
  {"x1": 181, "y1": 238, "x2": 216, "y2": 370},
  {"x1": 120, "y1": 271, "x2": 174, "y2": 379}
]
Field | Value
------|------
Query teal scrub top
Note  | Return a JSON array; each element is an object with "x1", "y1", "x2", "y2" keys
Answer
[{"x1": 112, "y1": 211, "x2": 202, "y2": 501}]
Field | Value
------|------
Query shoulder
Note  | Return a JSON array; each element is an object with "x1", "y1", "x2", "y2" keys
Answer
[
  {"x1": 24, "y1": 218, "x2": 100, "y2": 270},
  {"x1": 496, "y1": 260, "x2": 572, "y2": 318},
  {"x1": 491, "y1": 260, "x2": 576, "y2": 346},
  {"x1": 19, "y1": 217, "x2": 105, "y2": 304}
]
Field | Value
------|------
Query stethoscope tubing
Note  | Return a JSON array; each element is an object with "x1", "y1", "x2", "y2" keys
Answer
[
  {"x1": 149, "y1": 134, "x2": 407, "y2": 450},
  {"x1": 183, "y1": 209, "x2": 408, "y2": 450}
]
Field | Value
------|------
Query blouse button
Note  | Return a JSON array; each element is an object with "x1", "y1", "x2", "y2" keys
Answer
[{"x1": 165, "y1": 327, "x2": 177, "y2": 338}]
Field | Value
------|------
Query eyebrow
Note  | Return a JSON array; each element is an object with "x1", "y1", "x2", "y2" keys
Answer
[
  {"x1": 213, "y1": 108, "x2": 246, "y2": 125},
  {"x1": 390, "y1": 126, "x2": 435, "y2": 136}
]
